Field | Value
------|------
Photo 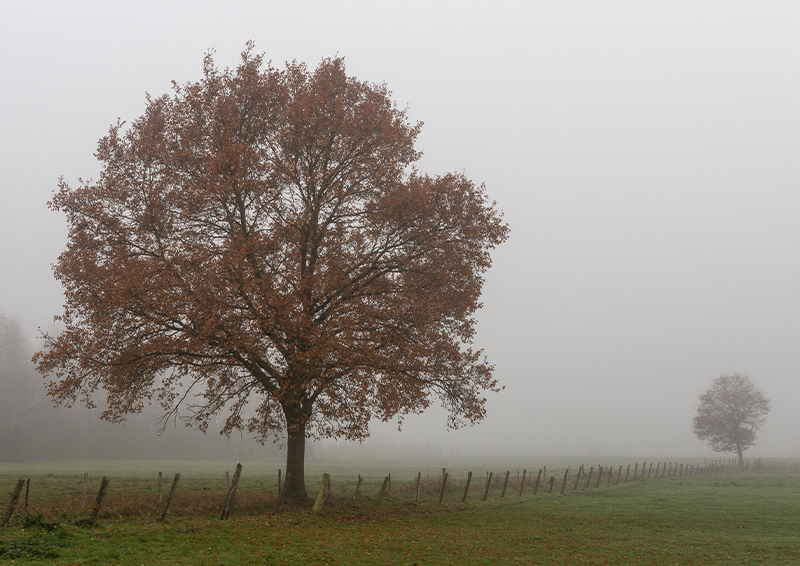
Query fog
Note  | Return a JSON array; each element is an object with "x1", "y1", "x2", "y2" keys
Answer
[{"x1": 2, "y1": 1, "x2": 799, "y2": 461}]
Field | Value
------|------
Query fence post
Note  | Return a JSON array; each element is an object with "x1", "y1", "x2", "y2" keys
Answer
[
  {"x1": 533, "y1": 469, "x2": 542, "y2": 494},
  {"x1": 221, "y1": 463, "x2": 242, "y2": 520},
  {"x1": 596, "y1": 466, "x2": 603, "y2": 488},
  {"x1": 624, "y1": 464, "x2": 630, "y2": 483},
  {"x1": 647, "y1": 463, "x2": 653, "y2": 478},
  {"x1": 462, "y1": 471, "x2": 473, "y2": 502},
  {"x1": 585, "y1": 467, "x2": 593, "y2": 489},
  {"x1": 23, "y1": 479, "x2": 30, "y2": 514},
  {"x1": 439, "y1": 472, "x2": 449, "y2": 504},
  {"x1": 607, "y1": 466, "x2": 613, "y2": 487},
  {"x1": 501, "y1": 471, "x2": 510, "y2": 498},
  {"x1": 376, "y1": 476, "x2": 390, "y2": 505},
  {"x1": 275, "y1": 472, "x2": 289, "y2": 515},
  {"x1": 352, "y1": 475, "x2": 363, "y2": 508},
  {"x1": 312, "y1": 474, "x2": 330, "y2": 514},
  {"x1": 91, "y1": 477, "x2": 110, "y2": 526},
  {"x1": 548, "y1": 475, "x2": 555, "y2": 493},
  {"x1": 3, "y1": 479, "x2": 25, "y2": 528},
  {"x1": 483, "y1": 472, "x2": 493, "y2": 500},
  {"x1": 574, "y1": 466, "x2": 583, "y2": 489},
  {"x1": 560, "y1": 468, "x2": 569, "y2": 495},
  {"x1": 519, "y1": 469, "x2": 527, "y2": 496},
  {"x1": 160, "y1": 473, "x2": 180, "y2": 523},
  {"x1": 415, "y1": 472, "x2": 421, "y2": 506}
]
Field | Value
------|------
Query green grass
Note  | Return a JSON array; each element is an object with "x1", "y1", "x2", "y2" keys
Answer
[{"x1": 2, "y1": 463, "x2": 800, "y2": 565}]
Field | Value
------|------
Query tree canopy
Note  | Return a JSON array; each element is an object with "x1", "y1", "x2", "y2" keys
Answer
[
  {"x1": 34, "y1": 45, "x2": 509, "y2": 499},
  {"x1": 692, "y1": 373, "x2": 770, "y2": 465}
]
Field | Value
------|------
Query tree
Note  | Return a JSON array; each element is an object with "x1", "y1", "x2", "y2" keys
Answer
[
  {"x1": 34, "y1": 45, "x2": 509, "y2": 500},
  {"x1": 693, "y1": 373, "x2": 770, "y2": 465},
  {"x1": 0, "y1": 312, "x2": 42, "y2": 458}
]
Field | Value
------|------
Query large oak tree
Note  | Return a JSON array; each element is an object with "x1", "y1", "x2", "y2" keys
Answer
[
  {"x1": 693, "y1": 373, "x2": 770, "y2": 465},
  {"x1": 35, "y1": 46, "x2": 509, "y2": 499}
]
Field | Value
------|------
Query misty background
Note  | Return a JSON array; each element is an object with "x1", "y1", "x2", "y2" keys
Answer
[{"x1": 1, "y1": 1, "x2": 799, "y2": 461}]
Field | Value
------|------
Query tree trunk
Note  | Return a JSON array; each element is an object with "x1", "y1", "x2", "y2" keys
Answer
[
  {"x1": 737, "y1": 446, "x2": 744, "y2": 466},
  {"x1": 285, "y1": 419, "x2": 308, "y2": 501}
]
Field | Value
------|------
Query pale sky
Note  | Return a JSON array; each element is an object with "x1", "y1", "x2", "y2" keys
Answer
[{"x1": 1, "y1": 1, "x2": 799, "y2": 458}]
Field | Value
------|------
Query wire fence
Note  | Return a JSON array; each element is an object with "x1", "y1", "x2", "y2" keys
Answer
[{"x1": 4, "y1": 458, "x2": 799, "y2": 525}]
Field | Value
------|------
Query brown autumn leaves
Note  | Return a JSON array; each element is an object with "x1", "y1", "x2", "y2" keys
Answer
[{"x1": 34, "y1": 45, "x2": 508, "y2": 496}]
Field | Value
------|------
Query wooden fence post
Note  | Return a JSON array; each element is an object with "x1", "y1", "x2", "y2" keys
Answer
[
  {"x1": 483, "y1": 472, "x2": 493, "y2": 500},
  {"x1": 647, "y1": 463, "x2": 653, "y2": 478},
  {"x1": 574, "y1": 465, "x2": 583, "y2": 489},
  {"x1": 533, "y1": 469, "x2": 542, "y2": 494},
  {"x1": 519, "y1": 469, "x2": 527, "y2": 496},
  {"x1": 91, "y1": 477, "x2": 110, "y2": 526},
  {"x1": 220, "y1": 463, "x2": 242, "y2": 520},
  {"x1": 655, "y1": 463, "x2": 661, "y2": 478},
  {"x1": 585, "y1": 466, "x2": 593, "y2": 489},
  {"x1": 275, "y1": 472, "x2": 289, "y2": 515},
  {"x1": 607, "y1": 466, "x2": 612, "y2": 487},
  {"x1": 3, "y1": 479, "x2": 25, "y2": 527},
  {"x1": 615, "y1": 465, "x2": 621, "y2": 485},
  {"x1": 633, "y1": 463, "x2": 638, "y2": 480},
  {"x1": 415, "y1": 472, "x2": 421, "y2": 506},
  {"x1": 596, "y1": 466, "x2": 603, "y2": 488},
  {"x1": 501, "y1": 471, "x2": 510, "y2": 498},
  {"x1": 160, "y1": 473, "x2": 180, "y2": 523},
  {"x1": 376, "y1": 476, "x2": 390, "y2": 505},
  {"x1": 624, "y1": 464, "x2": 630, "y2": 483},
  {"x1": 312, "y1": 473, "x2": 330, "y2": 514},
  {"x1": 352, "y1": 475, "x2": 363, "y2": 508},
  {"x1": 462, "y1": 471, "x2": 473, "y2": 502},
  {"x1": 548, "y1": 475, "x2": 555, "y2": 493},
  {"x1": 439, "y1": 473, "x2": 449, "y2": 504},
  {"x1": 23, "y1": 479, "x2": 30, "y2": 514},
  {"x1": 560, "y1": 468, "x2": 569, "y2": 495}
]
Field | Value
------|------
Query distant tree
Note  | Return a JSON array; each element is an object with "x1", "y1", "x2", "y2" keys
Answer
[
  {"x1": 693, "y1": 373, "x2": 770, "y2": 465},
  {"x1": 0, "y1": 312, "x2": 41, "y2": 458},
  {"x1": 34, "y1": 45, "x2": 509, "y2": 500}
]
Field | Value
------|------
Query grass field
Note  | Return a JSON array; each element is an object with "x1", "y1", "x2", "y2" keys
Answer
[{"x1": 2, "y1": 460, "x2": 799, "y2": 565}]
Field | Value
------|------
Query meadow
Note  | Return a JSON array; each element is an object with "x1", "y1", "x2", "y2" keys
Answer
[{"x1": 2, "y1": 458, "x2": 799, "y2": 565}]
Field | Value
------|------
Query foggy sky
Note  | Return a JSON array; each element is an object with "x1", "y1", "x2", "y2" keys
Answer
[{"x1": 1, "y1": 1, "x2": 799, "y2": 459}]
